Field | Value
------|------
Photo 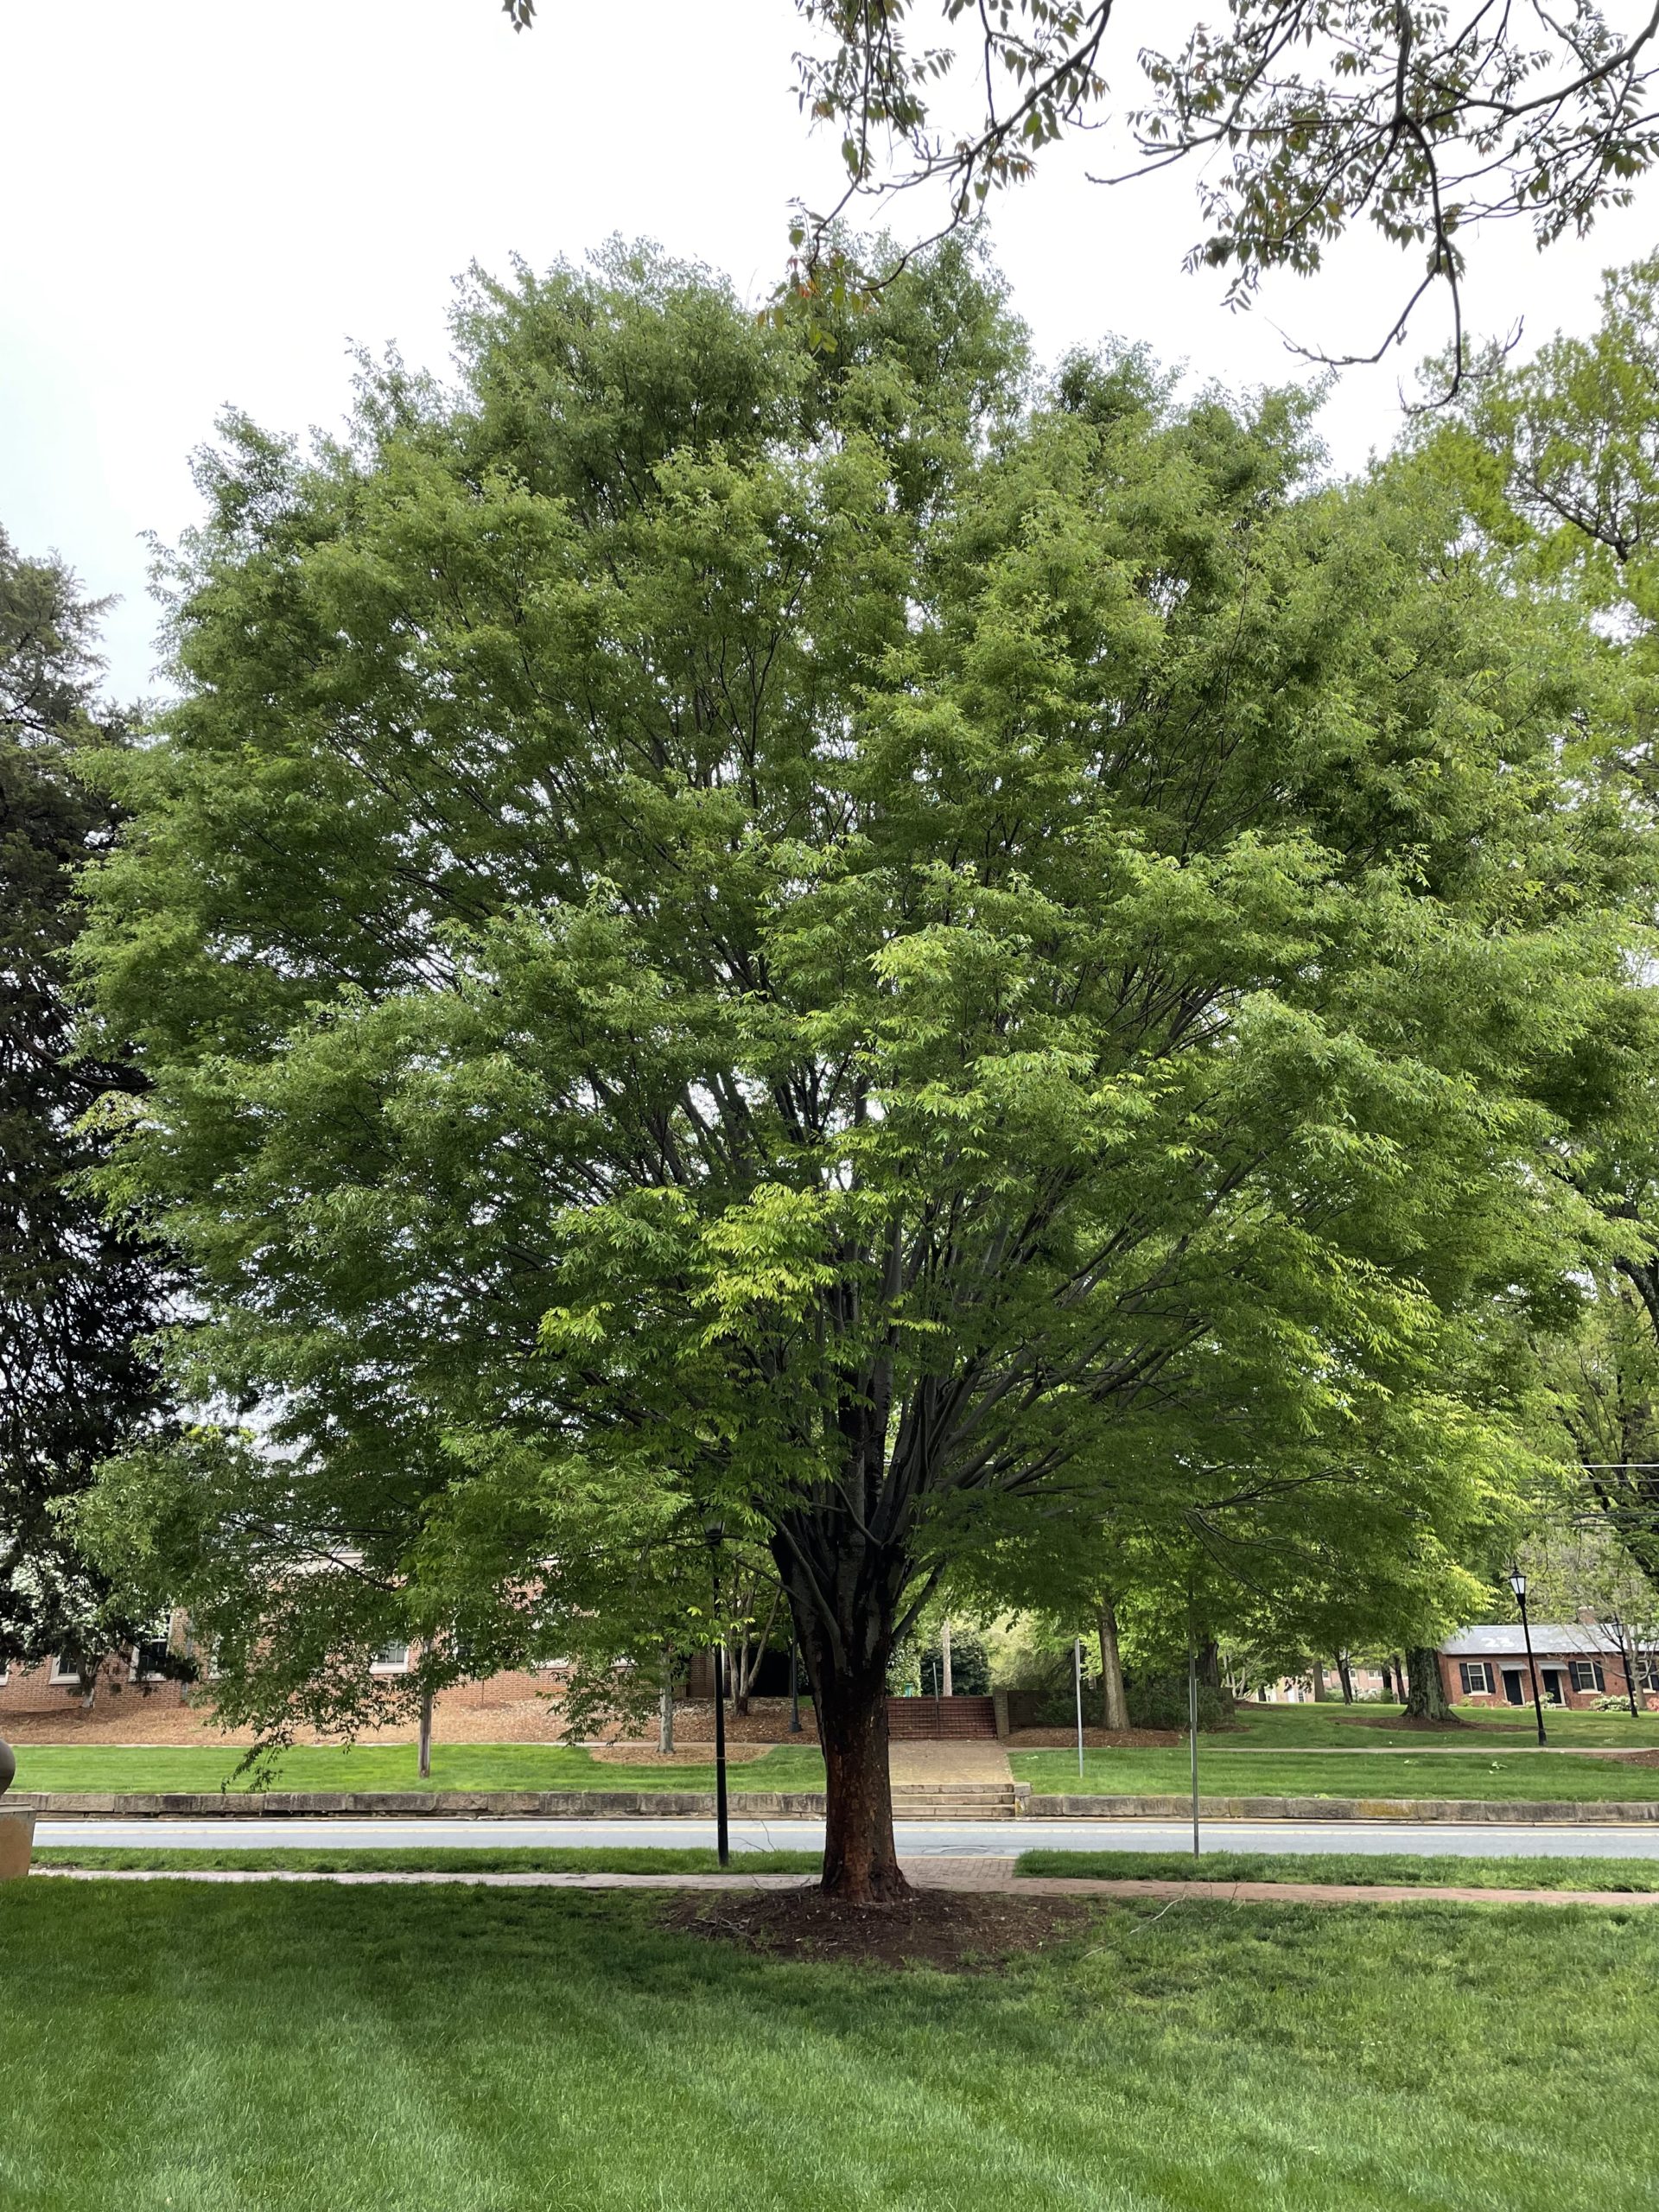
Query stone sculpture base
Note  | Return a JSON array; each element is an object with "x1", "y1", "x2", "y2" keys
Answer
[{"x1": 0, "y1": 1809, "x2": 35, "y2": 1880}]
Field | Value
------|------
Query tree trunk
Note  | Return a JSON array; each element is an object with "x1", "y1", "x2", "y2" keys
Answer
[
  {"x1": 658, "y1": 1649, "x2": 676, "y2": 1754},
  {"x1": 1197, "y1": 1638, "x2": 1222, "y2": 1693},
  {"x1": 775, "y1": 1529, "x2": 909, "y2": 1904},
  {"x1": 1403, "y1": 1645, "x2": 1452, "y2": 1720},
  {"x1": 939, "y1": 1617, "x2": 953, "y2": 1698},
  {"x1": 1311, "y1": 1661, "x2": 1330, "y2": 1702},
  {"x1": 1097, "y1": 1598, "x2": 1128, "y2": 1732},
  {"x1": 1337, "y1": 1653, "x2": 1354, "y2": 1704},
  {"x1": 417, "y1": 1688, "x2": 434, "y2": 1780},
  {"x1": 1381, "y1": 1660, "x2": 1395, "y2": 1700},
  {"x1": 814, "y1": 1657, "x2": 906, "y2": 1900}
]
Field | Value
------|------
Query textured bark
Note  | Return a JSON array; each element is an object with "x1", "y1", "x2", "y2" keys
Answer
[
  {"x1": 1097, "y1": 1599, "x2": 1128, "y2": 1731},
  {"x1": 940, "y1": 1617, "x2": 953, "y2": 1698},
  {"x1": 1311, "y1": 1661, "x2": 1330, "y2": 1701},
  {"x1": 1337, "y1": 1654, "x2": 1355, "y2": 1704},
  {"x1": 1197, "y1": 1638, "x2": 1222, "y2": 1693},
  {"x1": 816, "y1": 1660, "x2": 906, "y2": 1900},
  {"x1": 658, "y1": 1654, "x2": 676, "y2": 1753},
  {"x1": 775, "y1": 1522, "x2": 910, "y2": 1903},
  {"x1": 1403, "y1": 1645, "x2": 1452, "y2": 1720}
]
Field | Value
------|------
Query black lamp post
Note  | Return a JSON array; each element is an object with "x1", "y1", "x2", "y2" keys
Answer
[
  {"x1": 704, "y1": 1516, "x2": 729, "y2": 1868},
  {"x1": 1509, "y1": 1567, "x2": 1548, "y2": 1747}
]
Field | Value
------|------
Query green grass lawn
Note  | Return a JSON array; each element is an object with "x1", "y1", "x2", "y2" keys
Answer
[
  {"x1": 1014, "y1": 1849, "x2": 1659, "y2": 1891},
  {"x1": 1219, "y1": 1702, "x2": 1659, "y2": 1750},
  {"x1": 10, "y1": 1740, "x2": 827, "y2": 1796},
  {"x1": 1010, "y1": 1745, "x2": 1659, "y2": 1801},
  {"x1": 32, "y1": 1846, "x2": 821, "y2": 1875},
  {"x1": 5, "y1": 1881, "x2": 1658, "y2": 2210}
]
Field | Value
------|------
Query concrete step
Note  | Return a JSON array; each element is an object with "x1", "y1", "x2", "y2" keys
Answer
[{"x1": 891, "y1": 1783, "x2": 1021, "y2": 1818}]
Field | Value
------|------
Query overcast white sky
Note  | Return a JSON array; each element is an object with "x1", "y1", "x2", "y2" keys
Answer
[{"x1": 4, "y1": 0, "x2": 1659, "y2": 701}]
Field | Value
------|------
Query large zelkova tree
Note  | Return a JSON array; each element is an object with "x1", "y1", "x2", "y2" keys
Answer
[
  {"x1": 0, "y1": 529, "x2": 180, "y2": 1678},
  {"x1": 504, "y1": 1, "x2": 1659, "y2": 376},
  {"x1": 77, "y1": 245, "x2": 1646, "y2": 1896}
]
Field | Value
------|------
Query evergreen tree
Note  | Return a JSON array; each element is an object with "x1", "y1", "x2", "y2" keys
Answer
[{"x1": 0, "y1": 530, "x2": 176, "y2": 1675}]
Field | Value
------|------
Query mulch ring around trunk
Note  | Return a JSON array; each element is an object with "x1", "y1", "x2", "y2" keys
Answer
[{"x1": 660, "y1": 1885, "x2": 1103, "y2": 1971}]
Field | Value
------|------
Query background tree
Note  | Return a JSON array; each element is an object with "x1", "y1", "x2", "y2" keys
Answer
[
  {"x1": 1427, "y1": 261, "x2": 1659, "y2": 1586},
  {"x1": 0, "y1": 528, "x2": 178, "y2": 1679},
  {"x1": 77, "y1": 242, "x2": 1646, "y2": 1899}
]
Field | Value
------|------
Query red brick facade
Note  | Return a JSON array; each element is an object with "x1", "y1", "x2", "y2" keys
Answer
[{"x1": 1439, "y1": 1641, "x2": 1659, "y2": 1714}]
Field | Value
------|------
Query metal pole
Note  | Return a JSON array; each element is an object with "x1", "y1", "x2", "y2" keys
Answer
[
  {"x1": 1518, "y1": 1586, "x2": 1548, "y2": 1747},
  {"x1": 1188, "y1": 1643, "x2": 1200, "y2": 1859},
  {"x1": 1615, "y1": 1617, "x2": 1640, "y2": 1719},
  {"x1": 712, "y1": 1634, "x2": 730, "y2": 1868},
  {"x1": 1073, "y1": 1637, "x2": 1084, "y2": 1781}
]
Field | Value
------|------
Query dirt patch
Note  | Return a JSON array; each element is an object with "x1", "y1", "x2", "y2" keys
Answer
[{"x1": 660, "y1": 1885, "x2": 1102, "y2": 1971}]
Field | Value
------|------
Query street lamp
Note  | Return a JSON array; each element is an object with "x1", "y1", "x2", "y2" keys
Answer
[
  {"x1": 1509, "y1": 1567, "x2": 1548, "y2": 1747},
  {"x1": 704, "y1": 1516, "x2": 729, "y2": 1867}
]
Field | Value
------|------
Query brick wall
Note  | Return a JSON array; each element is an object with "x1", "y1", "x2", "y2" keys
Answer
[{"x1": 0, "y1": 1655, "x2": 188, "y2": 1715}]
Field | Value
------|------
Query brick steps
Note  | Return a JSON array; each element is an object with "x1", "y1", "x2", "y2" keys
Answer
[{"x1": 885, "y1": 1695, "x2": 999, "y2": 1739}]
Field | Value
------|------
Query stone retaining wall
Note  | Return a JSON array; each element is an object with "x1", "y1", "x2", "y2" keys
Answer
[{"x1": 14, "y1": 1788, "x2": 1659, "y2": 1823}]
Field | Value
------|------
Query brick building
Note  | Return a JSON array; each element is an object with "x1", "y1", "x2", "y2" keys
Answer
[{"x1": 1439, "y1": 1624, "x2": 1659, "y2": 1713}]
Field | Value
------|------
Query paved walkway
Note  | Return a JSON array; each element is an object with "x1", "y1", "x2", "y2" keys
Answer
[
  {"x1": 888, "y1": 1742, "x2": 1014, "y2": 1784},
  {"x1": 25, "y1": 1856, "x2": 1659, "y2": 1906}
]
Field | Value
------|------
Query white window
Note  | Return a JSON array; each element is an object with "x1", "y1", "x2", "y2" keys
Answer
[
  {"x1": 1459, "y1": 1661, "x2": 1494, "y2": 1696},
  {"x1": 0, "y1": 1660, "x2": 9, "y2": 1685},
  {"x1": 1568, "y1": 1660, "x2": 1607, "y2": 1694},
  {"x1": 370, "y1": 1643, "x2": 411, "y2": 1675},
  {"x1": 130, "y1": 1637, "x2": 170, "y2": 1681},
  {"x1": 48, "y1": 1656, "x2": 81, "y2": 1685}
]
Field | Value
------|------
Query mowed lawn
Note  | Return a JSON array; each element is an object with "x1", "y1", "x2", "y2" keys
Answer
[
  {"x1": 5, "y1": 1881, "x2": 1659, "y2": 2212},
  {"x1": 1009, "y1": 1746, "x2": 1659, "y2": 1802},
  {"x1": 1218, "y1": 1703, "x2": 1659, "y2": 1750},
  {"x1": 1014, "y1": 1850, "x2": 1659, "y2": 1891},
  {"x1": 10, "y1": 1740, "x2": 827, "y2": 1795}
]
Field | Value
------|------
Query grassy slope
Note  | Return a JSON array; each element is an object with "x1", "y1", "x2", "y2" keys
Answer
[
  {"x1": 30, "y1": 1847, "x2": 821, "y2": 1874},
  {"x1": 1014, "y1": 1849, "x2": 1659, "y2": 1891},
  {"x1": 4, "y1": 1883, "x2": 1657, "y2": 2211},
  {"x1": 1009, "y1": 1745, "x2": 1659, "y2": 1801},
  {"x1": 10, "y1": 1741, "x2": 827, "y2": 1796}
]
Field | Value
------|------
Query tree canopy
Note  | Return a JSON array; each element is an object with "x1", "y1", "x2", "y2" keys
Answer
[{"x1": 77, "y1": 241, "x2": 1649, "y2": 1892}]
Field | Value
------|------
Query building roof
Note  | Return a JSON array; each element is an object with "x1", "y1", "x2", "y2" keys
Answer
[{"x1": 1440, "y1": 1623, "x2": 1655, "y2": 1657}]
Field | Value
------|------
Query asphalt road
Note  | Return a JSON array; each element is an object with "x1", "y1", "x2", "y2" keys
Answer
[{"x1": 32, "y1": 1815, "x2": 1659, "y2": 1859}]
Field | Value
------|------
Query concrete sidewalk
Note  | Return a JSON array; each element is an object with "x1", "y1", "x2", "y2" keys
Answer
[{"x1": 26, "y1": 1855, "x2": 1659, "y2": 1907}]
